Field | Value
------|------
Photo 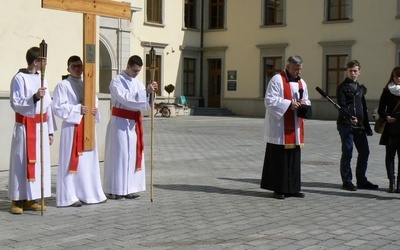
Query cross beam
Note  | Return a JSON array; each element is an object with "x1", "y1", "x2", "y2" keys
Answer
[
  {"x1": 42, "y1": 0, "x2": 131, "y2": 19},
  {"x1": 42, "y1": 0, "x2": 132, "y2": 150}
]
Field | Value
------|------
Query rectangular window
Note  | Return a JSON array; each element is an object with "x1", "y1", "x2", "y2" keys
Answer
[
  {"x1": 397, "y1": 0, "x2": 400, "y2": 18},
  {"x1": 327, "y1": 0, "x2": 350, "y2": 21},
  {"x1": 263, "y1": 57, "x2": 282, "y2": 95},
  {"x1": 264, "y1": 0, "x2": 283, "y2": 25},
  {"x1": 397, "y1": 48, "x2": 400, "y2": 66},
  {"x1": 209, "y1": 0, "x2": 224, "y2": 29},
  {"x1": 146, "y1": 53, "x2": 162, "y2": 96},
  {"x1": 185, "y1": 0, "x2": 197, "y2": 29},
  {"x1": 183, "y1": 58, "x2": 196, "y2": 96},
  {"x1": 326, "y1": 54, "x2": 348, "y2": 96},
  {"x1": 147, "y1": 0, "x2": 162, "y2": 24}
]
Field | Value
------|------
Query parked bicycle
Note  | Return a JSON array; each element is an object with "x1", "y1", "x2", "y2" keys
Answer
[{"x1": 154, "y1": 103, "x2": 171, "y2": 117}]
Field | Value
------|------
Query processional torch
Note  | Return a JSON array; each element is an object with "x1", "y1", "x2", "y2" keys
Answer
[
  {"x1": 39, "y1": 39, "x2": 47, "y2": 216},
  {"x1": 149, "y1": 46, "x2": 156, "y2": 202}
]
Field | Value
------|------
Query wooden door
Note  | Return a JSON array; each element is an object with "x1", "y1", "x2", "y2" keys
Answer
[{"x1": 208, "y1": 59, "x2": 221, "y2": 107}]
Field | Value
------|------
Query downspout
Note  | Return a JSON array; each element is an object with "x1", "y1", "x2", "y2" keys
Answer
[
  {"x1": 199, "y1": 0, "x2": 205, "y2": 107},
  {"x1": 118, "y1": 18, "x2": 122, "y2": 73}
]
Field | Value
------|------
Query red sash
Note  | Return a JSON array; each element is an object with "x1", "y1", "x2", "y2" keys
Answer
[
  {"x1": 281, "y1": 72, "x2": 305, "y2": 149},
  {"x1": 111, "y1": 107, "x2": 144, "y2": 171},
  {"x1": 69, "y1": 120, "x2": 84, "y2": 173},
  {"x1": 15, "y1": 112, "x2": 47, "y2": 181}
]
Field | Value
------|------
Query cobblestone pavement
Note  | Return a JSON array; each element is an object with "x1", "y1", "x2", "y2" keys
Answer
[{"x1": 0, "y1": 116, "x2": 398, "y2": 249}]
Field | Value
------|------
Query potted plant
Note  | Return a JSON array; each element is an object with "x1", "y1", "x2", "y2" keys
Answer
[{"x1": 164, "y1": 84, "x2": 175, "y2": 103}]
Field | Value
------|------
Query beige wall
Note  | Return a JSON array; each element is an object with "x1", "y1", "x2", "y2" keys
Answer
[
  {"x1": 129, "y1": 1, "x2": 201, "y2": 97},
  {"x1": 1, "y1": 0, "x2": 84, "y2": 92},
  {"x1": 1, "y1": 0, "x2": 400, "y2": 124},
  {"x1": 0, "y1": 0, "x2": 115, "y2": 170},
  {"x1": 0, "y1": 92, "x2": 110, "y2": 171},
  {"x1": 203, "y1": 0, "x2": 400, "y2": 117}
]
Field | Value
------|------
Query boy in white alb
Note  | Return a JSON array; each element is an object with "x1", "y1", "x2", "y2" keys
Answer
[
  {"x1": 53, "y1": 55, "x2": 107, "y2": 207},
  {"x1": 9, "y1": 46, "x2": 57, "y2": 214}
]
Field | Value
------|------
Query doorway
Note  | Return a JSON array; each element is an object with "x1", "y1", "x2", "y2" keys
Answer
[{"x1": 208, "y1": 59, "x2": 221, "y2": 107}]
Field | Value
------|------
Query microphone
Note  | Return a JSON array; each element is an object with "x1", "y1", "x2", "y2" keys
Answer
[
  {"x1": 315, "y1": 86, "x2": 355, "y2": 122},
  {"x1": 315, "y1": 86, "x2": 328, "y2": 98},
  {"x1": 299, "y1": 88, "x2": 304, "y2": 100}
]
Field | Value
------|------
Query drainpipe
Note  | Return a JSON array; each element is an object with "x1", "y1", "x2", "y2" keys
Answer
[
  {"x1": 117, "y1": 19, "x2": 121, "y2": 73},
  {"x1": 199, "y1": 0, "x2": 205, "y2": 107}
]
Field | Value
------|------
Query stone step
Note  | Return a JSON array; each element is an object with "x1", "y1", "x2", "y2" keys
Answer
[{"x1": 192, "y1": 107, "x2": 235, "y2": 116}]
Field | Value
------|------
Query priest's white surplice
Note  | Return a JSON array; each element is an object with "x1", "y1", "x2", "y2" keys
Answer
[{"x1": 263, "y1": 73, "x2": 311, "y2": 145}]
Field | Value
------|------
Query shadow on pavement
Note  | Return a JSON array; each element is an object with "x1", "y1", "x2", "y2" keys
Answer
[
  {"x1": 213, "y1": 177, "x2": 400, "y2": 200},
  {"x1": 154, "y1": 184, "x2": 272, "y2": 198}
]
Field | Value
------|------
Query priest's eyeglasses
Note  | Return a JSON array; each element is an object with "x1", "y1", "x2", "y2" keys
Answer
[{"x1": 69, "y1": 64, "x2": 83, "y2": 69}]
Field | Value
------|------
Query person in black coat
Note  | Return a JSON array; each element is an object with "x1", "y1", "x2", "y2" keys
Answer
[
  {"x1": 378, "y1": 66, "x2": 400, "y2": 193},
  {"x1": 336, "y1": 60, "x2": 378, "y2": 191}
]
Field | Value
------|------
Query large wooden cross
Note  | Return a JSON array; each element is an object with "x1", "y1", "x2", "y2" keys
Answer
[{"x1": 42, "y1": 0, "x2": 131, "y2": 150}]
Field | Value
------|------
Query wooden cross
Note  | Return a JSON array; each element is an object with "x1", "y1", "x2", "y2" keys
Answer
[{"x1": 42, "y1": 0, "x2": 131, "y2": 150}]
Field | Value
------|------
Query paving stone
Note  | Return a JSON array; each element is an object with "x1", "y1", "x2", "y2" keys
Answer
[{"x1": 0, "y1": 117, "x2": 398, "y2": 249}]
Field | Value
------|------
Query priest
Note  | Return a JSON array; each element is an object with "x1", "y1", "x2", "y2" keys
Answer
[{"x1": 260, "y1": 55, "x2": 311, "y2": 200}]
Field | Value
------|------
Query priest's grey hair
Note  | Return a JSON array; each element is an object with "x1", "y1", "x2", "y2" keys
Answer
[{"x1": 287, "y1": 55, "x2": 303, "y2": 65}]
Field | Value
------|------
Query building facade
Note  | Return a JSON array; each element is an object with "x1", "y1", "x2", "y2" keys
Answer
[{"x1": 1, "y1": 0, "x2": 400, "y2": 170}]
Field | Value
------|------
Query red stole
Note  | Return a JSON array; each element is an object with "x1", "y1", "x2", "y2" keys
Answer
[
  {"x1": 15, "y1": 112, "x2": 48, "y2": 181},
  {"x1": 280, "y1": 72, "x2": 305, "y2": 149},
  {"x1": 69, "y1": 120, "x2": 84, "y2": 173},
  {"x1": 111, "y1": 107, "x2": 144, "y2": 171}
]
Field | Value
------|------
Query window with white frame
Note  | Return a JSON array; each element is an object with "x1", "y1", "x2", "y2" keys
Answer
[
  {"x1": 146, "y1": 0, "x2": 164, "y2": 25},
  {"x1": 184, "y1": 0, "x2": 199, "y2": 29},
  {"x1": 397, "y1": 0, "x2": 400, "y2": 19},
  {"x1": 318, "y1": 40, "x2": 355, "y2": 97},
  {"x1": 256, "y1": 43, "x2": 288, "y2": 97},
  {"x1": 326, "y1": 55, "x2": 348, "y2": 97},
  {"x1": 263, "y1": 57, "x2": 283, "y2": 95},
  {"x1": 391, "y1": 38, "x2": 400, "y2": 66},
  {"x1": 203, "y1": 0, "x2": 226, "y2": 30},
  {"x1": 146, "y1": 53, "x2": 162, "y2": 96},
  {"x1": 263, "y1": 0, "x2": 285, "y2": 26},
  {"x1": 143, "y1": 43, "x2": 167, "y2": 96},
  {"x1": 324, "y1": 0, "x2": 352, "y2": 22},
  {"x1": 182, "y1": 46, "x2": 201, "y2": 97},
  {"x1": 183, "y1": 58, "x2": 196, "y2": 96}
]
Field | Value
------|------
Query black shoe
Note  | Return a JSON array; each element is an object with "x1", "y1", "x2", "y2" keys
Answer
[
  {"x1": 124, "y1": 193, "x2": 141, "y2": 199},
  {"x1": 288, "y1": 192, "x2": 305, "y2": 198},
  {"x1": 342, "y1": 182, "x2": 357, "y2": 191},
  {"x1": 397, "y1": 178, "x2": 400, "y2": 193},
  {"x1": 388, "y1": 181, "x2": 395, "y2": 193},
  {"x1": 273, "y1": 192, "x2": 285, "y2": 199},
  {"x1": 357, "y1": 181, "x2": 379, "y2": 190},
  {"x1": 70, "y1": 201, "x2": 82, "y2": 207},
  {"x1": 106, "y1": 194, "x2": 126, "y2": 200}
]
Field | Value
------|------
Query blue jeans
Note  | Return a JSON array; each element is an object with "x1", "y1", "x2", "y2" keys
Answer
[{"x1": 337, "y1": 124, "x2": 369, "y2": 185}]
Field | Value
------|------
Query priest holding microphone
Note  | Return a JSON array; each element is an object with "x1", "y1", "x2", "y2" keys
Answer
[{"x1": 260, "y1": 55, "x2": 311, "y2": 200}]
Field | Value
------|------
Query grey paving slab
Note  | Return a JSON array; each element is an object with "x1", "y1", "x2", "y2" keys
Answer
[{"x1": 0, "y1": 116, "x2": 398, "y2": 249}]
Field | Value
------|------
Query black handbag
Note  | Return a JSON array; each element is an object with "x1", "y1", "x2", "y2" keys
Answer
[
  {"x1": 374, "y1": 117, "x2": 386, "y2": 134},
  {"x1": 374, "y1": 100, "x2": 400, "y2": 134}
]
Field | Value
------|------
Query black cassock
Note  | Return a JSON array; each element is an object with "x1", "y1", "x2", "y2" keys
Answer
[{"x1": 260, "y1": 143, "x2": 301, "y2": 194}]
